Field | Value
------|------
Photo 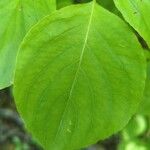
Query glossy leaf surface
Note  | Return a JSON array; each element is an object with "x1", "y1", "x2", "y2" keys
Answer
[
  {"x1": 14, "y1": 1, "x2": 146, "y2": 150},
  {"x1": 0, "y1": 0, "x2": 56, "y2": 89},
  {"x1": 114, "y1": 0, "x2": 150, "y2": 47}
]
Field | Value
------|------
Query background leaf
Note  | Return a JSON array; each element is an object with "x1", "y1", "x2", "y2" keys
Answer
[
  {"x1": 114, "y1": 0, "x2": 150, "y2": 47},
  {"x1": 14, "y1": 2, "x2": 146, "y2": 150},
  {"x1": 121, "y1": 115, "x2": 147, "y2": 140},
  {"x1": 56, "y1": 0, "x2": 91, "y2": 9},
  {"x1": 56, "y1": 0, "x2": 74, "y2": 9},
  {"x1": 57, "y1": 0, "x2": 120, "y2": 15},
  {"x1": 97, "y1": 0, "x2": 120, "y2": 15},
  {"x1": 138, "y1": 50, "x2": 150, "y2": 115},
  {"x1": 118, "y1": 139, "x2": 150, "y2": 150},
  {"x1": 118, "y1": 115, "x2": 149, "y2": 150},
  {"x1": 0, "y1": 0, "x2": 56, "y2": 89}
]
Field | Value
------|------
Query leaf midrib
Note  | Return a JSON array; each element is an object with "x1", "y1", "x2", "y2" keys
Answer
[
  {"x1": 68, "y1": 1, "x2": 95, "y2": 100},
  {"x1": 53, "y1": 0, "x2": 96, "y2": 145}
]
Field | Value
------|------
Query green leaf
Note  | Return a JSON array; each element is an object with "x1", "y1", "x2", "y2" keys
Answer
[
  {"x1": 138, "y1": 51, "x2": 150, "y2": 115},
  {"x1": 114, "y1": 0, "x2": 150, "y2": 47},
  {"x1": 0, "y1": 0, "x2": 56, "y2": 89},
  {"x1": 14, "y1": 1, "x2": 146, "y2": 150}
]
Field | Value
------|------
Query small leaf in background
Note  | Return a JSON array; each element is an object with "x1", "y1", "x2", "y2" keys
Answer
[
  {"x1": 57, "y1": 0, "x2": 74, "y2": 9},
  {"x1": 118, "y1": 139, "x2": 150, "y2": 150},
  {"x1": 56, "y1": 0, "x2": 91, "y2": 9},
  {"x1": 57, "y1": 0, "x2": 120, "y2": 15},
  {"x1": 0, "y1": 0, "x2": 56, "y2": 89},
  {"x1": 14, "y1": 1, "x2": 146, "y2": 150},
  {"x1": 97, "y1": 0, "x2": 120, "y2": 15},
  {"x1": 119, "y1": 114, "x2": 149, "y2": 150},
  {"x1": 114, "y1": 0, "x2": 150, "y2": 47},
  {"x1": 122, "y1": 115, "x2": 147, "y2": 140}
]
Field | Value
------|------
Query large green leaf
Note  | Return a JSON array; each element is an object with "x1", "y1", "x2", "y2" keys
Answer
[
  {"x1": 14, "y1": 1, "x2": 146, "y2": 150},
  {"x1": 0, "y1": 0, "x2": 56, "y2": 89},
  {"x1": 114, "y1": 0, "x2": 150, "y2": 47}
]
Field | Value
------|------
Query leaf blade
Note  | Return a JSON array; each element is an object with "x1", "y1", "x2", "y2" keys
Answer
[{"x1": 14, "y1": 2, "x2": 146, "y2": 150}]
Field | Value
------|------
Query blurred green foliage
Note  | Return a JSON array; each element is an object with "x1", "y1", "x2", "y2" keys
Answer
[{"x1": 118, "y1": 115, "x2": 150, "y2": 150}]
